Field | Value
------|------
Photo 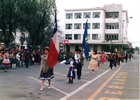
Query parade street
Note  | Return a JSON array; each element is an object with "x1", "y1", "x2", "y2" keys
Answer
[{"x1": 0, "y1": 54, "x2": 139, "y2": 100}]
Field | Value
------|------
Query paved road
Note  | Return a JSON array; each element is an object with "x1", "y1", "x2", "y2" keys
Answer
[{"x1": 0, "y1": 54, "x2": 139, "y2": 100}]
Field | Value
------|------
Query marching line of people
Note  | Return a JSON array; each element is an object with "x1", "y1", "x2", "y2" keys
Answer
[
  {"x1": 59, "y1": 49, "x2": 133, "y2": 86},
  {"x1": 0, "y1": 47, "x2": 133, "y2": 91}
]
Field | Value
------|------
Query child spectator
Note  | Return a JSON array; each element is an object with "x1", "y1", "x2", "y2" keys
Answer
[{"x1": 11, "y1": 55, "x2": 18, "y2": 69}]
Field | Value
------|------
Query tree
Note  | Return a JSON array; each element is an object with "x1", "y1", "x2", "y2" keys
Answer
[
  {"x1": 0, "y1": 0, "x2": 57, "y2": 49},
  {"x1": 17, "y1": 0, "x2": 56, "y2": 49},
  {"x1": 0, "y1": 0, "x2": 19, "y2": 47}
]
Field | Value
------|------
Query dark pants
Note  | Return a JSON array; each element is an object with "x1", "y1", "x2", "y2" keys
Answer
[
  {"x1": 77, "y1": 63, "x2": 82, "y2": 80},
  {"x1": 114, "y1": 61, "x2": 117, "y2": 67},
  {"x1": 125, "y1": 58, "x2": 128, "y2": 62},
  {"x1": 118, "y1": 58, "x2": 121, "y2": 65},
  {"x1": 110, "y1": 61, "x2": 114, "y2": 69},
  {"x1": 25, "y1": 60, "x2": 29, "y2": 68}
]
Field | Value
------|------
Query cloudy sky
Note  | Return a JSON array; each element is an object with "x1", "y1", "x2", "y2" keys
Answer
[{"x1": 56, "y1": 0, "x2": 140, "y2": 47}]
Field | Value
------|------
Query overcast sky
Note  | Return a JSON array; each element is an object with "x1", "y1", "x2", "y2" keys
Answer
[{"x1": 56, "y1": 0, "x2": 140, "y2": 47}]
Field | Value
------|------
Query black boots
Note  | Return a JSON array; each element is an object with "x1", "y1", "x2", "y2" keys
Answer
[{"x1": 68, "y1": 79, "x2": 73, "y2": 84}]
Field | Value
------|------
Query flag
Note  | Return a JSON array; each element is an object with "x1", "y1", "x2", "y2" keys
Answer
[
  {"x1": 63, "y1": 39, "x2": 69, "y2": 46},
  {"x1": 67, "y1": 40, "x2": 69, "y2": 46},
  {"x1": 82, "y1": 21, "x2": 90, "y2": 59},
  {"x1": 47, "y1": 10, "x2": 59, "y2": 69}
]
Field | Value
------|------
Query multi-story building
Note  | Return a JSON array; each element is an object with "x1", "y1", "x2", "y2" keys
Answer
[{"x1": 63, "y1": 4, "x2": 132, "y2": 53}]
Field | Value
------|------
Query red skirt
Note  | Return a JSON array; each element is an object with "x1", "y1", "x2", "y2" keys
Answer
[
  {"x1": 2, "y1": 59, "x2": 11, "y2": 66},
  {"x1": 101, "y1": 57, "x2": 105, "y2": 62}
]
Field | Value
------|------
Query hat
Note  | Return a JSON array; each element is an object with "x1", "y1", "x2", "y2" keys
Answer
[
  {"x1": 77, "y1": 49, "x2": 81, "y2": 52},
  {"x1": 44, "y1": 47, "x2": 49, "y2": 51}
]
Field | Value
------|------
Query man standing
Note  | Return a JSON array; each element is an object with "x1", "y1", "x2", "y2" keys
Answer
[
  {"x1": 24, "y1": 50, "x2": 29, "y2": 68},
  {"x1": 75, "y1": 49, "x2": 84, "y2": 80}
]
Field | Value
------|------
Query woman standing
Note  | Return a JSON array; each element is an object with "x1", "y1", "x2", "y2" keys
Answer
[
  {"x1": 2, "y1": 50, "x2": 11, "y2": 72},
  {"x1": 88, "y1": 51, "x2": 98, "y2": 73},
  {"x1": 39, "y1": 47, "x2": 54, "y2": 90}
]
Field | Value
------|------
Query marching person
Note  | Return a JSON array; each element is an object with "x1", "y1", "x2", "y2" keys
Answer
[
  {"x1": 114, "y1": 52, "x2": 118, "y2": 68},
  {"x1": 129, "y1": 53, "x2": 132, "y2": 61},
  {"x1": 101, "y1": 52, "x2": 106, "y2": 64},
  {"x1": 75, "y1": 49, "x2": 84, "y2": 80},
  {"x1": 65, "y1": 57, "x2": 77, "y2": 84},
  {"x1": 39, "y1": 47, "x2": 54, "y2": 91},
  {"x1": 108, "y1": 52, "x2": 115, "y2": 70},
  {"x1": 97, "y1": 52, "x2": 101, "y2": 67},
  {"x1": 118, "y1": 52, "x2": 122, "y2": 66},
  {"x1": 2, "y1": 50, "x2": 11, "y2": 72},
  {"x1": 88, "y1": 51, "x2": 98, "y2": 73},
  {"x1": 125, "y1": 53, "x2": 128, "y2": 63}
]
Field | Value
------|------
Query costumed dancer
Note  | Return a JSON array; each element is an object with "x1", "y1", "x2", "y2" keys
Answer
[
  {"x1": 2, "y1": 50, "x2": 11, "y2": 72},
  {"x1": 64, "y1": 57, "x2": 77, "y2": 84},
  {"x1": 101, "y1": 52, "x2": 106, "y2": 64},
  {"x1": 97, "y1": 52, "x2": 101, "y2": 67},
  {"x1": 88, "y1": 51, "x2": 98, "y2": 73},
  {"x1": 39, "y1": 47, "x2": 54, "y2": 91}
]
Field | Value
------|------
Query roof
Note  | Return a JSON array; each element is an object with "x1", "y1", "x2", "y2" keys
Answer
[{"x1": 65, "y1": 7, "x2": 105, "y2": 12}]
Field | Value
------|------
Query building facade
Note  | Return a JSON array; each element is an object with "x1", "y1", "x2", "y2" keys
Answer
[{"x1": 63, "y1": 4, "x2": 132, "y2": 53}]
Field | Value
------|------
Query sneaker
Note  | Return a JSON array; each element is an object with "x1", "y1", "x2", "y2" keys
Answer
[
  {"x1": 48, "y1": 86, "x2": 51, "y2": 89},
  {"x1": 40, "y1": 88, "x2": 44, "y2": 91}
]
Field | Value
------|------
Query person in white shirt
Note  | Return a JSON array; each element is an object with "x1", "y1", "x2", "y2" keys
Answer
[
  {"x1": 74, "y1": 49, "x2": 84, "y2": 80},
  {"x1": 16, "y1": 52, "x2": 22, "y2": 67}
]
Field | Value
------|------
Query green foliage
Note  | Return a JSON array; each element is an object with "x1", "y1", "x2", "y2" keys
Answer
[
  {"x1": 0, "y1": 0, "x2": 19, "y2": 47},
  {"x1": 0, "y1": 0, "x2": 56, "y2": 49}
]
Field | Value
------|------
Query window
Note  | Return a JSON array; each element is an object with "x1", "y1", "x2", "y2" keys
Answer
[
  {"x1": 66, "y1": 24, "x2": 72, "y2": 29},
  {"x1": 105, "y1": 12, "x2": 119, "y2": 18},
  {"x1": 105, "y1": 34, "x2": 118, "y2": 40},
  {"x1": 66, "y1": 13, "x2": 73, "y2": 19},
  {"x1": 74, "y1": 34, "x2": 81, "y2": 40},
  {"x1": 74, "y1": 23, "x2": 81, "y2": 29},
  {"x1": 83, "y1": 34, "x2": 90, "y2": 40},
  {"x1": 65, "y1": 34, "x2": 72, "y2": 40},
  {"x1": 83, "y1": 23, "x2": 90, "y2": 29},
  {"x1": 92, "y1": 23, "x2": 100, "y2": 29},
  {"x1": 93, "y1": 12, "x2": 100, "y2": 18},
  {"x1": 83, "y1": 12, "x2": 91, "y2": 18},
  {"x1": 75, "y1": 13, "x2": 82, "y2": 19},
  {"x1": 87, "y1": 34, "x2": 90, "y2": 40},
  {"x1": 92, "y1": 34, "x2": 98, "y2": 40},
  {"x1": 106, "y1": 23, "x2": 119, "y2": 29}
]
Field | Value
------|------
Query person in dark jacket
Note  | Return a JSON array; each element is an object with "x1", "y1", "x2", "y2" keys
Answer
[
  {"x1": 75, "y1": 49, "x2": 84, "y2": 80},
  {"x1": 114, "y1": 52, "x2": 118, "y2": 68},
  {"x1": 125, "y1": 53, "x2": 128, "y2": 63},
  {"x1": 108, "y1": 52, "x2": 115, "y2": 70},
  {"x1": 24, "y1": 50, "x2": 29, "y2": 68}
]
